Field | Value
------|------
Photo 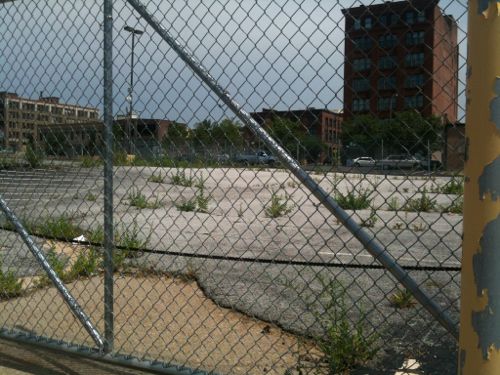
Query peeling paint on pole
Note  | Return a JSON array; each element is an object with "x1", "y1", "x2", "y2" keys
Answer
[
  {"x1": 472, "y1": 215, "x2": 500, "y2": 359},
  {"x1": 478, "y1": 0, "x2": 500, "y2": 16},
  {"x1": 459, "y1": 0, "x2": 500, "y2": 373},
  {"x1": 491, "y1": 78, "x2": 500, "y2": 130},
  {"x1": 478, "y1": 157, "x2": 500, "y2": 200}
]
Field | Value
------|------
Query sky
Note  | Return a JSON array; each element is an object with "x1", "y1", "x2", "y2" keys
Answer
[{"x1": 0, "y1": 0, "x2": 469, "y2": 127}]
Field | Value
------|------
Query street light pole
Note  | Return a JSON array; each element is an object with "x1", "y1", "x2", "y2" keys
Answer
[{"x1": 123, "y1": 25, "x2": 144, "y2": 154}]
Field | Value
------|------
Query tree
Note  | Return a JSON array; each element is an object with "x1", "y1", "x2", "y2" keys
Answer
[
  {"x1": 267, "y1": 116, "x2": 325, "y2": 162},
  {"x1": 341, "y1": 111, "x2": 443, "y2": 158}
]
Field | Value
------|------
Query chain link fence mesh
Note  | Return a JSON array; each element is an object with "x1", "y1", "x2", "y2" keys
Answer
[{"x1": 0, "y1": 0, "x2": 466, "y2": 373}]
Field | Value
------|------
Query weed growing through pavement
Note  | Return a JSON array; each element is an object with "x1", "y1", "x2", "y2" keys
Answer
[
  {"x1": 403, "y1": 192, "x2": 437, "y2": 212},
  {"x1": 0, "y1": 257, "x2": 23, "y2": 299},
  {"x1": 80, "y1": 156, "x2": 102, "y2": 168},
  {"x1": 387, "y1": 197, "x2": 400, "y2": 211},
  {"x1": 237, "y1": 203, "x2": 244, "y2": 218},
  {"x1": 147, "y1": 173, "x2": 164, "y2": 183},
  {"x1": 411, "y1": 222, "x2": 426, "y2": 232},
  {"x1": 265, "y1": 191, "x2": 294, "y2": 218},
  {"x1": 176, "y1": 198, "x2": 197, "y2": 212},
  {"x1": 85, "y1": 192, "x2": 97, "y2": 202},
  {"x1": 391, "y1": 222, "x2": 404, "y2": 230},
  {"x1": 67, "y1": 248, "x2": 100, "y2": 279},
  {"x1": 171, "y1": 170, "x2": 193, "y2": 187},
  {"x1": 390, "y1": 288, "x2": 416, "y2": 309},
  {"x1": 361, "y1": 209, "x2": 378, "y2": 228},
  {"x1": 28, "y1": 215, "x2": 83, "y2": 239},
  {"x1": 334, "y1": 188, "x2": 373, "y2": 210},
  {"x1": 128, "y1": 189, "x2": 162, "y2": 209},
  {"x1": 37, "y1": 247, "x2": 68, "y2": 287},
  {"x1": 311, "y1": 277, "x2": 378, "y2": 373},
  {"x1": 440, "y1": 197, "x2": 463, "y2": 214},
  {"x1": 442, "y1": 178, "x2": 464, "y2": 195}
]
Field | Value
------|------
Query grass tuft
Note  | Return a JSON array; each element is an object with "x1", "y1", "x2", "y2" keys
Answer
[
  {"x1": 403, "y1": 192, "x2": 437, "y2": 212},
  {"x1": 390, "y1": 288, "x2": 416, "y2": 309},
  {"x1": 334, "y1": 188, "x2": 372, "y2": 210},
  {"x1": 171, "y1": 170, "x2": 193, "y2": 187},
  {"x1": 265, "y1": 191, "x2": 294, "y2": 218}
]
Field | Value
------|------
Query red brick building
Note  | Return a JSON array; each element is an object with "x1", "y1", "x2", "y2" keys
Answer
[
  {"x1": 250, "y1": 107, "x2": 343, "y2": 162},
  {"x1": 342, "y1": 0, "x2": 458, "y2": 122}
]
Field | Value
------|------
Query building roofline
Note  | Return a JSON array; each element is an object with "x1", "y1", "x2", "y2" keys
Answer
[
  {"x1": 342, "y1": 0, "x2": 440, "y2": 15},
  {"x1": 252, "y1": 107, "x2": 343, "y2": 116}
]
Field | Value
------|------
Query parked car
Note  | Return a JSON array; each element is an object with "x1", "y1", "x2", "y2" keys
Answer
[
  {"x1": 352, "y1": 156, "x2": 376, "y2": 167},
  {"x1": 234, "y1": 151, "x2": 276, "y2": 165},
  {"x1": 378, "y1": 155, "x2": 420, "y2": 170},
  {"x1": 419, "y1": 158, "x2": 443, "y2": 170}
]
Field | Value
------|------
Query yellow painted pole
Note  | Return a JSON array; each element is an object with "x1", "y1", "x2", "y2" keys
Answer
[{"x1": 459, "y1": 1, "x2": 500, "y2": 374}]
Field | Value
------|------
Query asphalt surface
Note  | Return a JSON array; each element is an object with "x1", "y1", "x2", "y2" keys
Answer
[{"x1": 0, "y1": 165, "x2": 461, "y2": 374}]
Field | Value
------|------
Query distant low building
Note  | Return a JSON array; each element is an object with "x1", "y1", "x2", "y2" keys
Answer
[
  {"x1": 0, "y1": 92, "x2": 99, "y2": 151},
  {"x1": 250, "y1": 107, "x2": 343, "y2": 163}
]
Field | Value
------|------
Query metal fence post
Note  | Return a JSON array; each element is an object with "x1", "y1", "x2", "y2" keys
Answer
[
  {"x1": 459, "y1": 1, "x2": 500, "y2": 373},
  {"x1": 103, "y1": 0, "x2": 114, "y2": 354}
]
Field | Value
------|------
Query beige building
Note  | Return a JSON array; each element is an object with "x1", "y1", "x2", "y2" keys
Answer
[{"x1": 0, "y1": 92, "x2": 99, "y2": 151}]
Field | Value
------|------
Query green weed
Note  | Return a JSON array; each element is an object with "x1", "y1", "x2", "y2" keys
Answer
[
  {"x1": 0, "y1": 257, "x2": 23, "y2": 299},
  {"x1": 314, "y1": 278, "x2": 378, "y2": 373},
  {"x1": 387, "y1": 197, "x2": 400, "y2": 211},
  {"x1": 29, "y1": 216, "x2": 83, "y2": 239},
  {"x1": 265, "y1": 191, "x2": 294, "y2": 218},
  {"x1": 85, "y1": 192, "x2": 97, "y2": 202},
  {"x1": 441, "y1": 197, "x2": 463, "y2": 214},
  {"x1": 361, "y1": 209, "x2": 378, "y2": 228},
  {"x1": 147, "y1": 173, "x2": 164, "y2": 183},
  {"x1": 403, "y1": 192, "x2": 437, "y2": 212},
  {"x1": 441, "y1": 177, "x2": 464, "y2": 195},
  {"x1": 67, "y1": 248, "x2": 100, "y2": 279},
  {"x1": 80, "y1": 156, "x2": 102, "y2": 168},
  {"x1": 37, "y1": 247, "x2": 68, "y2": 287},
  {"x1": 171, "y1": 170, "x2": 193, "y2": 187},
  {"x1": 334, "y1": 188, "x2": 372, "y2": 210},
  {"x1": 389, "y1": 288, "x2": 416, "y2": 309},
  {"x1": 128, "y1": 190, "x2": 162, "y2": 209},
  {"x1": 176, "y1": 198, "x2": 197, "y2": 212}
]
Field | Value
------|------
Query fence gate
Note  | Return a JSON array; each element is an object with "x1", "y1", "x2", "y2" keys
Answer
[{"x1": 0, "y1": 0, "x2": 466, "y2": 374}]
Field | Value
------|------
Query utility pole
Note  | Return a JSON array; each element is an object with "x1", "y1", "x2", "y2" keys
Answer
[{"x1": 459, "y1": 1, "x2": 500, "y2": 374}]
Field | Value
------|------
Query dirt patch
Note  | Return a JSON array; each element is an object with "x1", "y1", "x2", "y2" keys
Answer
[{"x1": 0, "y1": 275, "x2": 321, "y2": 374}]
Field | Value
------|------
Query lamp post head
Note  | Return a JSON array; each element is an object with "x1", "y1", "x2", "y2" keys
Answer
[{"x1": 124, "y1": 26, "x2": 144, "y2": 35}]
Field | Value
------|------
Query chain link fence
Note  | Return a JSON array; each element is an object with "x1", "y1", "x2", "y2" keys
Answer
[{"x1": 0, "y1": 0, "x2": 467, "y2": 373}]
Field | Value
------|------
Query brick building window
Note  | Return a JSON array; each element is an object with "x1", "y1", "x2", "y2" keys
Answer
[
  {"x1": 379, "y1": 34, "x2": 398, "y2": 49},
  {"x1": 405, "y1": 52, "x2": 425, "y2": 67},
  {"x1": 352, "y1": 78, "x2": 370, "y2": 92},
  {"x1": 377, "y1": 96, "x2": 397, "y2": 111},
  {"x1": 352, "y1": 98, "x2": 370, "y2": 112},
  {"x1": 364, "y1": 16, "x2": 373, "y2": 29},
  {"x1": 405, "y1": 31, "x2": 425, "y2": 46},
  {"x1": 404, "y1": 94, "x2": 424, "y2": 109},
  {"x1": 352, "y1": 58, "x2": 371, "y2": 71},
  {"x1": 377, "y1": 76, "x2": 397, "y2": 90},
  {"x1": 380, "y1": 13, "x2": 396, "y2": 27},
  {"x1": 404, "y1": 11, "x2": 415, "y2": 25},
  {"x1": 405, "y1": 74, "x2": 425, "y2": 88},
  {"x1": 353, "y1": 36, "x2": 372, "y2": 51},
  {"x1": 378, "y1": 56, "x2": 397, "y2": 70}
]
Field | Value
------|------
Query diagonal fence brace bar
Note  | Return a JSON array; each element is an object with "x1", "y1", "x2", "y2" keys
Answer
[
  {"x1": 0, "y1": 195, "x2": 104, "y2": 349},
  {"x1": 126, "y1": 0, "x2": 458, "y2": 340}
]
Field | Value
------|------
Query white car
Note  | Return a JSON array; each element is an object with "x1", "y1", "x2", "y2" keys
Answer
[{"x1": 353, "y1": 157, "x2": 376, "y2": 167}]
